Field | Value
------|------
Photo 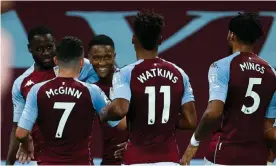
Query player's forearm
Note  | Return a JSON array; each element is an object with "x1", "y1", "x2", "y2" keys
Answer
[
  {"x1": 116, "y1": 117, "x2": 127, "y2": 130},
  {"x1": 15, "y1": 127, "x2": 30, "y2": 145},
  {"x1": 6, "y1": 124, "x2": 20, "y2": 165},
  {"x1": 176, "y1": 118, "x2": 197, "y2": 130},
  {"x1": 194, "y1": 111, "x2": 221, "y2": 141},
  {"x1": 265, "y1": 119, "x2": 276, "y2": 153},
  {"x1": 177, "y1": 102, "x2": 197, "y2": 130},
  {"x1": 266, "y1": 128, "x2": 276, "y2": 153},
  {"x1": 99, "y1": 103, "x2": 125, "y2": 122}
]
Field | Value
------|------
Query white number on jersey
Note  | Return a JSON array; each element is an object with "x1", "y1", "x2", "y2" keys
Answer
[
  {"x1": 54, "y1": 102, "x2": 76, "y2": 138},
  {"x1": 145, "y1": 86, "x2": 171, "y2": 125},
  {"x1": 241, "y1": 78, "x2": 262, "y2": 114}
]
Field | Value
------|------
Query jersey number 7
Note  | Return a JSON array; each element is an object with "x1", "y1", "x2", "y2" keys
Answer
[{"x1": 53, "y1": 102, "x2": 76, "y2": 138}]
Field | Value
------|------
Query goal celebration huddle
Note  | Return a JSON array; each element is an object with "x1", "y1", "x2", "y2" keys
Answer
[{"x1": 6, "y1": 10, "x2": 276, "y2": 165}]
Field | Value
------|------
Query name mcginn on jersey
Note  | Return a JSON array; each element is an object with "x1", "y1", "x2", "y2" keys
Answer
[{"x1": 45, "y1": 86, "x2": 82, "y2": 99}]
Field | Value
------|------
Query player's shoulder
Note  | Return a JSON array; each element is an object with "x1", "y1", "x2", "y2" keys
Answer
[
  {"x1": 34, "y1": 78, "x2": 54, "y2": 89},
  {"x1": 257, "y1": 57, "x2": 276, "y2": 77},
  {"x1": 30, "y1": 79, "x2": 54, "y2": 96},
  {"x1": 81, "y1": 82, "x2": 107, "y2": 101},
  {"x1": 215, "y1": 52, "x2": 241, "y2": 66},
  {"x1": 117, "y1": 60, "x2": 144, "y2": 75},
  {"x1": 210, "y1": 52, "x2": 241, "y2": 71},
  {"x1": 73, "y1": 79, "x2": 101, "y2": 92},
  {"x1": 13, "y1": 65, "x2": 35, "y2": 90},
  {"x1": 159, "y1": 58, "x2": 188, "y2": 77}
]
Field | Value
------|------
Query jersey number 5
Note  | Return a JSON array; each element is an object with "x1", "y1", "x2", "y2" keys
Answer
[
  {"x1": 241, "y1": 78, "x2": 262, "y2": 114},
  {"x1": 145, "y1": 86, "x2": 171, "y2": 125},
  {"x1": 53, "y1": 102, "x2": 76, "y2": 138}
]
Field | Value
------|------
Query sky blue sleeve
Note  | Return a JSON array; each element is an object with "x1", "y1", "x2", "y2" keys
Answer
[
  {"x1": 181, "y1": 72, "x2": 195, "y2": 105},
  {"x1": 208, "y1": 61, "x2": 230, "y2": 103},
  {"x1": 112, "y1": 67, "x2": 132, "y2": 101},
  {"x1": 12, "y1": 78, "x2": 26, "y2": 123},
  {"x1": 265, "y1": 91, "x2": 276, "y2": 118},
  {"x1": 88, "y1": 84, "x2": 119, "y2": 127},
  {"x1": 17, "y1": 84, "x2": 40, "y2": 131},
  {"x1": 79, "y1": 58, "x2": 99, "y2": 83}
]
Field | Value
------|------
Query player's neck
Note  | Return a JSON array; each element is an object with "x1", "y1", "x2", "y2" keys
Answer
[
  {"x1": 232, "y1": 44, "x2": 254, "y2": 54},
  {"x1": 34, "y1": 63, "x2": 53, "y2": 71},
  {"x1": 136, "y1": 49, "x2": 158, "y2": 60},
  {"x1": 58, "y1": 68, "x2": 80, "y2": 78}
]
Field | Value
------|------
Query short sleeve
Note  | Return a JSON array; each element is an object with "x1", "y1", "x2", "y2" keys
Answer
[
  {"x1": 79, "y1": 58, "x2": 99, "y2": 83},
  {"x1": 12, "y1": 79, "x2": 26, "y2": 123},
  {"x1": 88, "y1": 84, "x2": 119, "y2": 127},
  {"x1": 112, "y1": 68, "x2": 132, "y2": 101},
  {"x1": 208, "y1": 62, "x2": 230, "y2": 102},
  {"x1": 18, "y1": 84, "x2": 40, "y2": 131},
  {"x1": 181, "y1": 72, "x2": 195, "y2": 105}
]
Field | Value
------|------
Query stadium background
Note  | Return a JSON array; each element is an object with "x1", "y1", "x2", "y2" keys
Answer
[{"x1": 1, "y1": 1, "x2": 276, "y2": 165}]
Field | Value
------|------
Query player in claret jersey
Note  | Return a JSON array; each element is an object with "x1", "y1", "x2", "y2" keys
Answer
[
  {"x1": 99, "y1": 10, "x2": 197, "y2": 165},
  {"x1": 182, "y1": 12, "x2": 276, "y2": 165},
  {"x1": 7, "y1": 26, "x2": 98, "y2": 165},
  {"x1": 88, "y1": 35, "x2": 128, "y2": 165},
  {"x1": 15, "y1": 36, "x2": 118, "y2": 165}
]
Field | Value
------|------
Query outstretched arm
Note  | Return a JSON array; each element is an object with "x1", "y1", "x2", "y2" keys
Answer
[{"x1": 99, "y1": 68, "x2": 131, "y2": 123}]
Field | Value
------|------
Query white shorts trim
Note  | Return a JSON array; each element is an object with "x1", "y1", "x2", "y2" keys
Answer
[{"x1": 122, "y1": 162, "x2": 180, "y2": 166}]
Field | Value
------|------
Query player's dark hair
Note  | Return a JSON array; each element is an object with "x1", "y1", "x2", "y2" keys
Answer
[
  {"x1": 88, "y1": 34, "x2": 115, "y2": 51},
  {"x1": 229, "y1": 12, "x2": 264, "y2": 45},
  {"x1": 27, "y1": 26, "x2": 53, "y2": 43},
  {"x1": 57, "y1": 36, "x2": 83, "y2": 63},
  {"x1": 133, "y1": 9, "x2": 165, "y2": 50}
]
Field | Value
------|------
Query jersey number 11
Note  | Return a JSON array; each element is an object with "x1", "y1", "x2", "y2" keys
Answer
[{"x1": 145, "y1": 86, "x2": 171, "y2": 125}]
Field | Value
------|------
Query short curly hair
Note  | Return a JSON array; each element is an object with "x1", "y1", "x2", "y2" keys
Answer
[
  {"x1": 57, "y1": 36, "x2": 83, "y2": 62},
  {"x1": 133, "y1": 9, "x2": 165, "y2": 50},
  {"x1": 229, "y1": 12, "x2": 264, "y2": 44}
]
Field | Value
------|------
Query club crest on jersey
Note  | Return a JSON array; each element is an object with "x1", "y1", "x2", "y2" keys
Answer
[{"x1": 113, "y1": 72, "x2": 124, "y2": 90}]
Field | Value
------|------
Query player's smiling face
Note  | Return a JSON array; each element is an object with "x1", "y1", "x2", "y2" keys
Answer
[
  {"x1": 88, "y1": 45, "x2": 115, "y2": 78},
  {"x1": 28, "y1": 34, "x2": 56, "y2": 69}
]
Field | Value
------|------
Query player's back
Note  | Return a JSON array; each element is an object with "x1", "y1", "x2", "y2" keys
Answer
[
  {"x1": 206, "y1": 52, "x2": 276, "y2": 165},
  {"x1": 35, "y1": 77, "x2": 97, "y2": 165},
  {"x1": 123, "y1": 58, "x2": 186, "y2": 164}
]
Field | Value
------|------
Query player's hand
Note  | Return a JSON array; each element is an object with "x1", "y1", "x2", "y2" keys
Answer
[
  {"x1": 114, "y1": 142, "x2": 127, "y2": 159},
  {"x1": 16, "y1": 136, "x2": 34, "y2": 164},
  {"x1": 180, "y1": 143, "x2": 198, "y2": 165}
]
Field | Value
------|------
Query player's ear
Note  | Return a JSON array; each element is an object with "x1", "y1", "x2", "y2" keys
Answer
[
  {"x1": 80, "y1": 58, "x2": 84, "y2": 68},
  {"x1": 53, "y1": 56, "x2": 58, "y2": 66},
  {"x1": 229, "y1": 32, "x2": 234, "y2": 41}
]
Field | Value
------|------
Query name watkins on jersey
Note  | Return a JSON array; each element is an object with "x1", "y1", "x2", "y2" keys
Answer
[
  {"x1": 137, "y1": 68, "x2": 179, "y2": 84},
  {"x1": 45, "y1": 86, "x2": 82, "y2": 99}
]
